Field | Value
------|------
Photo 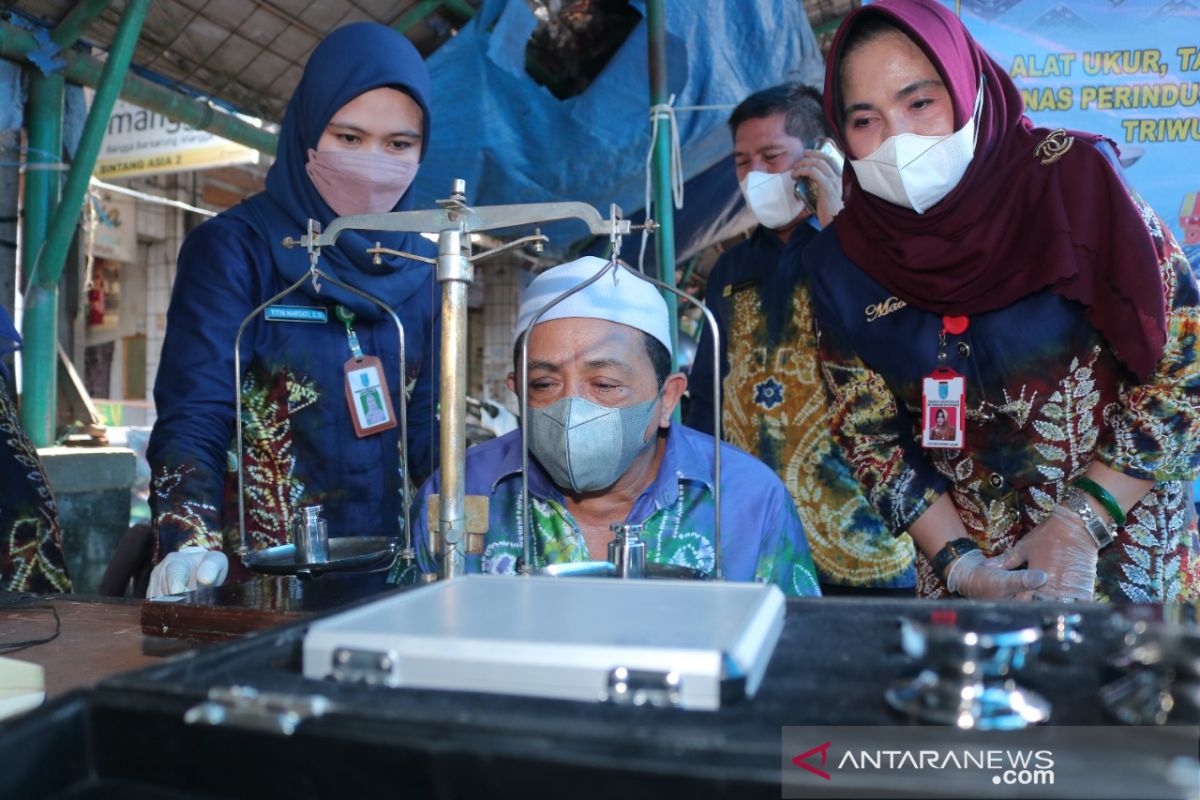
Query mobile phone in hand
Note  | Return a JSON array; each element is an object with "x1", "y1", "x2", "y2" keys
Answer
[{"x1": 794, "y1": 138, "x2": 845, "y2": 211}]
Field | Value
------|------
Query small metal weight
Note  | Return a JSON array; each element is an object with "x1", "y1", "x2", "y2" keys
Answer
[
  {"x1": 607, "y1": 523, "x2": 646, "y2": 579},
  {"x1": 887, "y1": 616, "x2": 1050, "y2": 730},
  {"x1": 1101, "y1": 617, "x2": 1200, "y2": 725},
  {"x1": 292, "y1": 505, "x2": 330, "y2": 564}
]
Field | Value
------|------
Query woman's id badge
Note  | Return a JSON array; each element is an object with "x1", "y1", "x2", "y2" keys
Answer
[
  {"x1": 344, "y1": 355, "x2": 397, "y2": 438},
  {"x1": 921, "y1": 366, "x2": 964, "y2": 449}
]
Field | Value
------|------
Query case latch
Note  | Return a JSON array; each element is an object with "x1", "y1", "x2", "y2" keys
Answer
[
  {"x1": 184, "y1": 685, "x2": 332, "y2": 736},
  {"x1": 606, "y1": 667, "x2": 682, "y2": 707},
  {"x1": 330, "y1": 647, "x2": 398, "y2": 685}
]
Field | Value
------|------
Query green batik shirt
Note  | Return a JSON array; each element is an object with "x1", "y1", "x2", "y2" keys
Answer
[{"x1": 410, "y1": 426, "x2": 820, "y2": 596}]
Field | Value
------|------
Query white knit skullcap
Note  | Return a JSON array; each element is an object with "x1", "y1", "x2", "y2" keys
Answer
[{"x1": 513, "y1": 256, "x2": 672, "y2": 353}]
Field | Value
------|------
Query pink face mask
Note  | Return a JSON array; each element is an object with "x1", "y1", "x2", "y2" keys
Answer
[{"x1": 305, "y1": 148, "x2": 418, "y2": 216}]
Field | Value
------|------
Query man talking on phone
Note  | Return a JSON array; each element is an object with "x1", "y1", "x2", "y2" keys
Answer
[{"x1": 686, "y1": 83, "x2": 916, "y2": 596}]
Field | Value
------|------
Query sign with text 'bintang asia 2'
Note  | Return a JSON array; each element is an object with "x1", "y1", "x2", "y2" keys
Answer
[
  {"x1": 94, "y1": 99, "x2": 260, "y2": 180},
  {"x1": 931, "y1": 0, "x2": 1200, "y2": 247}
]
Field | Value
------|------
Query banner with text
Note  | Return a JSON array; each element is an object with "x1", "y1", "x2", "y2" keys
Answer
[
  {"x1": 782, "y1": 725, "x2": 1199, "y2": 799},
  {"x1": 94, "y1": 99, "x2": 260, "y2": 180},
  {"x1": 936, "y1": 0, "x2": 1200, "y2": 248}
]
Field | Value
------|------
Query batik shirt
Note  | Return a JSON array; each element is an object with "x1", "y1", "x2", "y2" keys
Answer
[
  {"x1": 409, "y1": 425, "x2": 820, "y2": 596},
  {"x1": 807, "y1": 190, "x2": 1200, "y2": 602},
  {"x1": 147, "y1": 213, "x2": 439, "y2": 559},
  {"x1": 0, "y1": 367, "x2": 70, "y2": 592},
  {"x1": 688, "y1": 223, "x2": 915, "y2": 589}
]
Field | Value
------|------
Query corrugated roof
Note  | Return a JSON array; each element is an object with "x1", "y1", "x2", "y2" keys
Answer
[
  {"x1": 8, "y1": 0, "x2": 856, "y2": 124},
  {"x1": 7, "y1": 0, "x2": 854, "y2": 124},
  {"x1": 10, "y1": 0, "x2": 474, "y2": 120}
]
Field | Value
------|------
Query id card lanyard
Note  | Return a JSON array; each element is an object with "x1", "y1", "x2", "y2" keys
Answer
[
  {"x1": 921, "y1": 315, "x2": 968, "y2": 450},
  {"x1": 337, "y1": 305, "x2": 398, "y2": 438}
]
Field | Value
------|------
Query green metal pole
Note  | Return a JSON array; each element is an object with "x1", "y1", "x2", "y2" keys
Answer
[
  {"x1": 37, "y1": 0, "x2": 150, "y2": 289},
  {"x1": 21, "y1": 0, "x2": 150, "y2": 445},
  {"x1": 440, "y1": 0, "x2": 478, "y2": 20},
  {"x1": 0, "y1": 19, "x2": 277, "y2": 156},
  {"x1": 393, "y1": 0, "x2": 445, "y2": 32},
  {"x1": 51, "y1": 0, "x2": 116, "y2": 47},
  {"x1": 645, "y1": 0, "x2": 679, "y2": 368},
  {"x1": 679, "y1": 255, "x2": 698, "y2": 290},
  {"x1": 18, "y1": 73, "x2": 64, "y2": 444},
  {"x1": 394, "y1": 0, "x2": 476, "y2": 34},
  {"x1": 813, "y1": 16, "x2": 846, "y2": 37}
]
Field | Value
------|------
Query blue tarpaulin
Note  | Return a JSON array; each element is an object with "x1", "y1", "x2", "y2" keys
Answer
[{"x1": 417, "y1": 0, "x2": 823, "y2": 260}]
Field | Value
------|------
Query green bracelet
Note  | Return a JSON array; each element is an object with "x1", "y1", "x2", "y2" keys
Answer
[{"x1": 1072, "y1": 476, "x2": 1127, "y2": 526}]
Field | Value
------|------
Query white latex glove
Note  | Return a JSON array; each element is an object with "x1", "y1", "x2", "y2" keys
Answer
[
  {"x1": 945, "y1": 549, "x2": 1047, "y2": 599},
  {"x1": 993, "y1": 507, "x2": 1099, "y2": 601},
  {"x1": 146, "y1": 547, "x2": 228, "y2": 598}
]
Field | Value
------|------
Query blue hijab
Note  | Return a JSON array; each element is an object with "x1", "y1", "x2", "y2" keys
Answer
[
  {"x1": 0, "y1": 306, "x2": 19, "y2": 357},
  {"x1": 228, "y1": 22, "x2": 434, "y2": 319}
]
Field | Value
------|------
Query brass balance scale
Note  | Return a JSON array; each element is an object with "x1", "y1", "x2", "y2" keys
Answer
[{"x1": 229, "y1": 180, "x2": 722, "y2": 584}]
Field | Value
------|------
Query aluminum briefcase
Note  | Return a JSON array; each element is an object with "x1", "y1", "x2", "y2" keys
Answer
[{"x1": 302, "y1": 574, "x2": 786, "y2": 710}]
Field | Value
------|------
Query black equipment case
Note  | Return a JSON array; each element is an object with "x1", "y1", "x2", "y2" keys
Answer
[{"x1": 1, "y1": 593, "x2": 1196, "y2": 799}]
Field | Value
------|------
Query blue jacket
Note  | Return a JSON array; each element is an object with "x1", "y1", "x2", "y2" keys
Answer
[
  {"x1": 149, "y1": 23, "x2": 442, "y2": 558},
  {"x1": 687, "y1": 222, "x2": 915, "y2": 589},
  {"x1": 0, "y1": 309, "x2": 70, "y2": 592},
  {"x1": 147, "y1": 211, "x2": 439, "y2": 555},
  {"x1": 687, "y1": 223, "x2": 815, "y2": 436},
  {"x1": 805, "y1": 190, "x2": 1200, "y2": 602}
]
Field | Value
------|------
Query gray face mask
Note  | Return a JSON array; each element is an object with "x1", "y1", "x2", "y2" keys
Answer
[{"x1": 525, "y1": 394, "x2": 660, "y2": 493}]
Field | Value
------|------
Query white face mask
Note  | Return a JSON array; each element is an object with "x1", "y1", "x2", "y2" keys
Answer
[
  {"x1": 850, "y1": 82, "x2": 984, "y2": 214},
  {"x1": 739, "y1": 170, "x2": 809, "y2": 229}
]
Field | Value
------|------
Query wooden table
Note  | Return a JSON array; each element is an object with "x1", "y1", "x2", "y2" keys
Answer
[
  {"x1": 1, "y1": 570, "x2": 399, "y2": 703},
  {"x1": 139, "y1": 569, "x2": 400, "y2": 641},
  {"x1": 2, "y1": 596, "x2": 171, "y2": 700}
]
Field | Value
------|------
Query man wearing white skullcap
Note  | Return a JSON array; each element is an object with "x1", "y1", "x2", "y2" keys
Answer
[{"x1": 407, "y1": 257, "x2": 819, "y2": 595}]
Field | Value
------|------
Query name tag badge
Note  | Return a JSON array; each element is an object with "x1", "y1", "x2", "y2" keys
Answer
[
  {"x1": 265, "y1": 305, "x2": 328, "y2": 323},
  {"x1": 723, "y1": 278, "x2": 758, "y2": 298},
  {"x1": 344, "y1": 355, "x2": 398, "y2": 438},
  {"x1": 922, "y1": 367, "x2": 965, "y2": 450}
]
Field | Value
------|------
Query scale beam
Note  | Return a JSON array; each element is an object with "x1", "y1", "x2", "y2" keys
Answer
[{"x1": 290, "y1": 202, "x2": 630, "y2": 252}]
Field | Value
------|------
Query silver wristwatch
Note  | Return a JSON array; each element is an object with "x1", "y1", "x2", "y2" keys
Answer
[{"x1": 1059, "y1": 485, "x2": 1114, "y2": 549}]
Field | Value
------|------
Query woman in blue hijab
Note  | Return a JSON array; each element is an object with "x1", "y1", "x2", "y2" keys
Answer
[
  {"x1": 0, "y1": 308, "x2": 71, "y2": 592},
  {"x1": 147, "y1": 23, "x2": 439, "y2": 596}
]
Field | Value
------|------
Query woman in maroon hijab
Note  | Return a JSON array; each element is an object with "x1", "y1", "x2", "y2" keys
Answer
[{"x1": 804, "y1": 0, "x2": 1200, "y2": 602}]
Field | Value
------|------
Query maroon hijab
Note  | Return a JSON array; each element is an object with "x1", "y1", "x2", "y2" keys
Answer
[{"x1": 824, "y1": 0, "x2": 1166, "y2": 381}]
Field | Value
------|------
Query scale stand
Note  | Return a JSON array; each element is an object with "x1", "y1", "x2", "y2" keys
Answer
[
  {"x1": 231, "y1": 264, "x2": 410, "y2": 577},
  {"x1": 279, "y1": 179, "x2": 723, "y2": 583}
]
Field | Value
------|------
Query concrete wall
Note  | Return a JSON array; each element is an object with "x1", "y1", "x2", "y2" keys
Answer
[
  {"x1": 143, "y1": 201, "x2": 183, "y2": 411},
  {"x1": 82, "y1": 174, "x2": 189, "y2": 427},
  {"x1": 39, "y1": 446, "x2": 135, "y2": 595},
  {"x1": 481, "y1": 254, "x2": 530, "y2": 417}
]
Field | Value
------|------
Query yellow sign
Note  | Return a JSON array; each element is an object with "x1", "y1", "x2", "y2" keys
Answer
[{"x1": 94, "y1": 99, "x2": 260, "y2": 179}]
